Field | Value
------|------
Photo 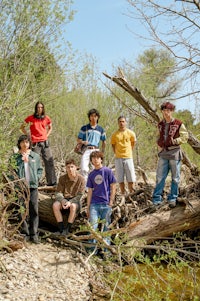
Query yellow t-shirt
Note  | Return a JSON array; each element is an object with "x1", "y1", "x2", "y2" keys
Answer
[{"x1": 111, "y1": 129, "x2": 136, "y2": 158}]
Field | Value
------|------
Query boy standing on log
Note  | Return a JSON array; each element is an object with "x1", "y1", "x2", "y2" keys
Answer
[
  {"x1": 111, "y1": 116, "x2": 137, "y2": 195},
  {"x1": 76, "y1": 108, "x2": 106, "y2": 184},
  {"x1": 52, "y1": 159, "x2": 85, "y2": 235},
  {"x1": 152, "y1": 102, "x2": 188, "y2": 208}
]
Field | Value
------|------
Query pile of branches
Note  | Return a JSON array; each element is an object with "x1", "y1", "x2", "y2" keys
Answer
[
  {"x1": 0, "y1": 173, "x2": 30, "y2": 251},
  {"x1": 1, "y1": 164, "x2": 200, "y2": 264},
  {"x1": 45, "y1": 176, "x2": 200, "y2": 260}
]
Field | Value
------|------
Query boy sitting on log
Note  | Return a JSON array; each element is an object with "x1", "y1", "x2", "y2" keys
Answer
[{"x1": 52, "y1": 159, "x2": 85, "y2": 235}]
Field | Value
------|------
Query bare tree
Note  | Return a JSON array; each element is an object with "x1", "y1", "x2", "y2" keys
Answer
[{"x1": 126, "y1": 0, "x2": 200, "y2": 106}]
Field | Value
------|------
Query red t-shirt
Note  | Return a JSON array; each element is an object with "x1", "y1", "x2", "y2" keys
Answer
[{"x1": 25, "y1": 115, "x2": 52, "y2": 143}]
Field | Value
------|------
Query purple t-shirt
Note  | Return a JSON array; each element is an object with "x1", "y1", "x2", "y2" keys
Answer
[{"x1": 87, "y1": 166, "x2": 116, "y2": 204}]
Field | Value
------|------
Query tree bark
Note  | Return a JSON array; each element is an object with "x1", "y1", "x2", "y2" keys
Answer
[
  {"x1": 38, "y1": 193, "x2": 85, "y2": 228},
  {"x1": 38, "y1": 193, "x2": 59, "y2": 227},
  {"x1": 38, "y1": 193, "x2": 72, "y2": 228},
  {"x1": 127, "y1": 199, "x2": 200, "y2": 244}
]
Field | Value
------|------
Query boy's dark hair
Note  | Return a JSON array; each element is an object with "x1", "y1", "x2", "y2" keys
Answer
[
  {"x1": 17, "y1": 135, "x2": 31, "y2": 149},
  {"x1": 160, "y1": 102, "x2": 175, "y2": 111},
  {"x1": 34, "y1": 101, "x2": 45, "y2": 117},
  {"x1": 87, "y1": 108, "x2": 100, "y2": 120},
  {"x1": 65, "y1": 158, "x2": 77, "y2": 166},
  {"x1": 90, "y1": 151, "x2": 104, "y2": 162},
  {"x1": 118, "y1": 115, "x2": 126, "y2": 121}
]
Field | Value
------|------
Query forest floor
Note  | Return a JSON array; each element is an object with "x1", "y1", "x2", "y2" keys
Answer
[
  {"x1": 0, "y1": 239, "x2": 109, "y2": 301},
  {"x1": 1, "y1": 167, "x2": 199, "y2": 301}
]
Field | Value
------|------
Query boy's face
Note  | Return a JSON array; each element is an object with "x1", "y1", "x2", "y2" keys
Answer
[
  {"x1": 37, "y1": 104, "x2": 44, "y2": 115},
  {"x1": 89, "y1": 113, "x2": 98, "y2": 124},
  {"x1": 118, "y1": 118, "x2": 126, "y2": 130},
  {"x1": 162, "y1": 108, "x2": 173, "y2": 120},
  {"x1": 91, "y1": 156, "x2": 102, "y2": 168},
  {"x1": 20, "y1": 139, "x2": 30, "y2": 152},
  {"x1": 66, "y1": 163, "x2": 77, "y2": 178}
]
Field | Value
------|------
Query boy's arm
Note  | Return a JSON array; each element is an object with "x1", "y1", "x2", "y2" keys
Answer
[
  {"x1": 46, "y1": 123, "x2": 52, "y2": 138},
  {"x1": 109, "y1": 183, "x2": 116, "y2": 207},
  {"x1": 87, "y1": 188, "x2": 93, "y2": 219},
  {"x1": 101, "y1": 140, "x2": 106, "y2": 152},
  {"x1": 173, "y1": 123, "x2": 188, "y2": 145}
]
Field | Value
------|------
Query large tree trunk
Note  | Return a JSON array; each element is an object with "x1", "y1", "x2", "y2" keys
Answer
[{"x1": 127, "y1": 199, "x2": 200, "y2": 244}]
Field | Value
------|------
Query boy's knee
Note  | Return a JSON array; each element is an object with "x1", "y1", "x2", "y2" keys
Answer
[
  {"x1": 52, "y1": 201, "x2": 61, "y2": 211},
  {"x1": 70, "y1": 203, "x2": 77, "y2": 212}
]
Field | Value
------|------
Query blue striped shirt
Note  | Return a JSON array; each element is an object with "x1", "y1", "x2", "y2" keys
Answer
[{"x1": 78, "y1": 123, "x2": 106, "y2": 147}]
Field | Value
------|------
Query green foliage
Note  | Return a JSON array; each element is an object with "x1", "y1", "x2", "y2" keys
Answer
[
  {"x1": 105, "y1": 247, "x2": 200, "y2": 301},
  {"x1": 121, "y1": 48, "x2": 179, "y2": 107},
  {"x1": 0, "y1": 0, "x2": 199, "y2": 178},
  {"x1": 0, "y1": 0, "x2": 74, "y2": 176}
]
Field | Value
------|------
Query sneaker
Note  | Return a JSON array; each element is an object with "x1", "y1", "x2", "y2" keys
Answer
[
  {"x1": 30, "y1": 235, "x2": 40, "y2": 244},
  {"x1": 62, "y1": 229, "x2": 69, "y2": 236},
  {"x1": 168, "y1": 201, "x2": 176, "y2": 208},
  {"x1": 153, "y1": 202, "x2": 162, "y2": 206},
  {"x1": 54, "y1": 230, "x2": 68, "y2": 236},
  {"x1": 54, "y1": 231, "x2": 64, "y2": 236},
  {"x1": 149, "y1": 202, "x2": 163, "y2": 212},
  {"x1": 150, "y1": 202, "x2": 163, "y2": 208},
  {"x1": 24, "y1": 235, "x2": 30, "y2": 242}
]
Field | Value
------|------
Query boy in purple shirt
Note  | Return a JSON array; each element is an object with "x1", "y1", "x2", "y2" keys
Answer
[{"x1": 87, "y1": 151, "x2": 116, "y2": 249}]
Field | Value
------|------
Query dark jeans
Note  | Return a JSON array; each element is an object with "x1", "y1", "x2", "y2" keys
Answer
[
  {"x1": 32, "y1": 141, "x2": 57, "y2": 185},
  {"x1": 22, "y1": 188, "x2": 39, "y2": 236}
]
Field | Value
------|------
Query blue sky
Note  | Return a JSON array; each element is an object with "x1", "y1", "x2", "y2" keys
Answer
[
  {"x1": 66, "y1": 0, "x2": 146, "y2": 73},
  {"x1": 66, "y1": 0, "x2": 196, "y2": 117}
]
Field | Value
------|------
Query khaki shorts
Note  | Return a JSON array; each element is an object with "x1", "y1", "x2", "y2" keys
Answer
[
  {"x1": 61, "y1": 194, "x2": 83, "y2": 215},
  {"x1": 115, "y1": 158, "x2": 136, "y2": 183}
]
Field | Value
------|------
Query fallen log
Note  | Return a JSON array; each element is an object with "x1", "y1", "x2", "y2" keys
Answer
[
  {"x1": 38, "y1": 192, "x2": 66, "y2": 227},
  {"x1": 38, "y1": 193, "x2": 55, "y2": 225},
  {"x1": 38, "y1": 191, "x2": 200, "y2": 239},
  {"x1": 127, "y1": 198, "x2": 200, "y2": 243},
  {"x1": 38, "y1": 192, "x2": 86, "y2": 228},
  {"x1": 38, "y1": 186, "x2": 57, "y2": 192},
  {"x1": 38, "y1": 179, "x2": 200, "y2": 255}
]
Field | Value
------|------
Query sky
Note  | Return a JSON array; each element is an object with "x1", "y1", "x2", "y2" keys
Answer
[
  {"x1": 65, "y1": 0, "x2": 197, "y2": 117},
  {"x1": 66, "y1": 0, "x2": 146, "y2": 73}
]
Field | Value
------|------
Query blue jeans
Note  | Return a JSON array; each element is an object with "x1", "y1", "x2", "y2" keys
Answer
[
  {"x1": 152, "y1": 157, "x2": 181, "y2": 204},
  {"x1": 89, "y1": 203, "x2": 112, "y2": 247}
]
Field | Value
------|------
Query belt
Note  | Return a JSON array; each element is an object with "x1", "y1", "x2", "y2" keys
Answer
[{"x1": 87, "y1": 146, "x2": 97, "y2": 149}]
